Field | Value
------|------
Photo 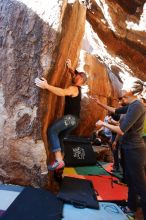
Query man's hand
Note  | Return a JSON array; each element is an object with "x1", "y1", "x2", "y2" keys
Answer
[
  {"x1": 96, "y1": 120, "x2": 104, "y2": 129},
  {"x1": 108, "y1": 116, "x2": 113, "y2": 124},
  {"x1": 112, "y1": 141, "x2": 117, "y2": 150},
  {"x1": 66, "y1": 59, "x2": 72, "y2": 69},
  {"x1": 35, "y1": 77, "x2": 48, "y2": 89}
]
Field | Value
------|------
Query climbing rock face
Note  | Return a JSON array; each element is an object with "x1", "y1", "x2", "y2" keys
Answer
[
  {"x1": 0, "y1": 0, "x2": 145, "y2": 187},
  {"x1": 0, "y1": 0, "x2": 64, "y2": 186},
  {"x1": 0, "y1": 0, "x2": 86, "y2": 187}
]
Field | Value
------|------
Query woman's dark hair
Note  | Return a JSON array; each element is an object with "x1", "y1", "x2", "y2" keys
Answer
[
  {"x1": 77, "y1": 72, "x2": 87, "y2": 83},
  {"x1": 131, "y1": 79, "x2": 145, "y2": 95},
  {"x1": 74, "y1": 70, "x2": 87, "y2": 83}
]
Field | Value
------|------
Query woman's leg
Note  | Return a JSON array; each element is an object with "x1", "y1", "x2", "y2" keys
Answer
[
  {"x1": 48, "y1": 117, "x2": 66, "y2": 156},
  {"x1": 47, "y1": 115, "x2": 79, "y2": 170}
]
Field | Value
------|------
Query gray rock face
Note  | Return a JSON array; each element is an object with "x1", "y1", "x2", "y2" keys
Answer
[{"x1": 0, "y1": 0, "x2": 66, "y2": 187}]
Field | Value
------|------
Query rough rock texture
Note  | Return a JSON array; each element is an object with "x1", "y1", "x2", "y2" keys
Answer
[
  {"x1": 0, "y1": 0, "x2": 146, "y2": 187},
  {"x1": 0, "y1": 0, "x2": 86, "y2": 187}
]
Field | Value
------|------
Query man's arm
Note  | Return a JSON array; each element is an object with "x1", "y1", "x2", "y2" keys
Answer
[
  {"x1": 96, "y1": 120, "x2": 124, "y2": 136},
  {"x1": 103, "y1": 122, "x2": 124, "y2": 135},
  {"x1": 35, "y1": 77, "x2": 78, "y2": 97},
  {"x1": 91, "y1": 97, "x2": 129, "y2": 115},
  {"x1": 91, "y1": 97, "x2": 116, "y2": 113},
  {"x1": 108, "y1": 117, "x2": 119, "y2": 126},
  {"x1": 114, "y1": 134, "x2": 120, "y2": 143},
  {"x1": 112, "y1": 134, "x2": 120, "y2": 150},
  {"x1": 95, "y1": 125, "x2": 104, "y2": 134}
]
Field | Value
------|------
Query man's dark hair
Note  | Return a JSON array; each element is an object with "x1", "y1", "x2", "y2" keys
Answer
[{"x1": 131, "y1": 80, "x2": 145, "y2": 95}]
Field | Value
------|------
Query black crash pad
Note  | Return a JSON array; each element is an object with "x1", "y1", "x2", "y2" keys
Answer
[{"x1": 1, "y1": 187, "x2": 63, "y2": 220}]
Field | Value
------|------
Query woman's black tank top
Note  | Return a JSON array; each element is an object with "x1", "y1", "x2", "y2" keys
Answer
[{"x1": 64, "y1": 87, "x2": 81, "y2": 118}]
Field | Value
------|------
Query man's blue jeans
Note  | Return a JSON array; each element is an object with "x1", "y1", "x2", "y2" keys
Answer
[{"x1": 47, "y1": 114, "x2": 79, "y2": 153}]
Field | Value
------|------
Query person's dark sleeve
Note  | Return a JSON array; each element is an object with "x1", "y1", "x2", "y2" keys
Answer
[
  {"x1": 120, "y1": 103, "x2": 143, "y2": 133},
  {"x1": 115, "y1": 105, "x2": 129, "y2": 114},
  {"x1": 111, "y1": 113, "x2": 120, "y2": 121}
]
